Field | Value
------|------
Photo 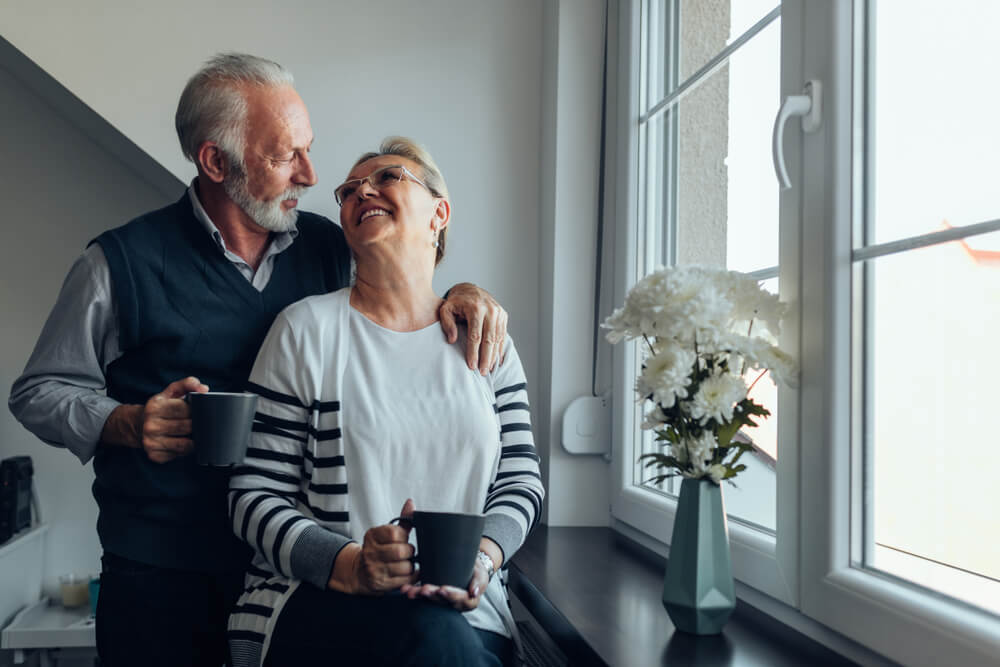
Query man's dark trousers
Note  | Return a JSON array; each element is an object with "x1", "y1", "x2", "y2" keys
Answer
[{"x1": 96, "y1": 553, "x2": 246, "y2": 667}]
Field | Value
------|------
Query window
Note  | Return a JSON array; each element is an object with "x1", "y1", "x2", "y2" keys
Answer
[
  {"x1": 794, "y1": 2, "x2": 1000, "y2": 661},
  {"x1": 613, "y1": 0, "x2": 792, "y2": 602},
  {"x1": 856, "y1": 0, "x2": 1000, "y2": 616},
  {"x1": 612, "y1": 0, "x2": 1000, "y2": 663}
]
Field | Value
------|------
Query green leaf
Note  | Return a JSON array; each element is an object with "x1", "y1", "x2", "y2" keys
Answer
[
  {"x1": 723, "y1": 463, "x2": 747, "y2": 478},
  {"x1": 654, "y1": 429, "x2": 680, "y2": 444},
  {"x1": 638, "y1": 453, "x2": 681, "y2": 471},
  {"x1": 728, "y1": 444, "x2": 752, "y2": 466},
  {"x1": 645, "y1": 473, "x2": 678, "y2": 486},
  {"x1": 716, "y1": 420, "x2": 741, "y2": 448}
]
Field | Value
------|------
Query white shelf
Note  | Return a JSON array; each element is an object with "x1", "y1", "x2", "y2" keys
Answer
[
  {"x1": 0, "y1": 524, "x2": 47, "y2": 560},
  {"x1": 0, "y1": 523, "x2": 47, "y2": 630},
  {"x1": 1, "y1": 597, "x2": 95, "y2": 650}
]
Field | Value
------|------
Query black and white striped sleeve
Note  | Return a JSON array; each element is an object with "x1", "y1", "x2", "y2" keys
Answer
[
  {"x1": 229, "y1": 309, "x2": 353, "y2": 590},
  {"x1": 482, "y1": 336, "x2": 544, "y2": 565}
]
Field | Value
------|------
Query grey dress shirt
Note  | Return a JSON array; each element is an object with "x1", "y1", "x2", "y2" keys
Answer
[{"x1": 8, "y1": 184, "x2": 298, "y2": 464}]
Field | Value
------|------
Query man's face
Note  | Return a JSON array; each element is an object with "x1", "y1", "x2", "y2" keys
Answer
[{"x1": 224, "y1": 84, "x2": 317, "y2": 232}]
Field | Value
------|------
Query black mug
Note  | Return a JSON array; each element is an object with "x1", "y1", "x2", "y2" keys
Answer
[
  {"x1": 392, "y1": 511, "x2": 485, "y2": 588},
  {"x1": 186, "y1": 392, "x2": 258, "y2": 466}
]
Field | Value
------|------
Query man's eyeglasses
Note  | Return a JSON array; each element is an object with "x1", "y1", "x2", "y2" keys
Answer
[{"x1": 333, "y1": 164, "x2": 433, "y2": 206}]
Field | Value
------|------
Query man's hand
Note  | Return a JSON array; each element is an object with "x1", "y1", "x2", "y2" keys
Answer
[
  {"x1": 439, "y1": 283, "x2": 508, "y2": 375},
  {"x1": 100, "y1": 377, "x2": 208, "y2": 463},
  {"x1": 330, "y1": 499, "x2": 418, "y2": 595}
]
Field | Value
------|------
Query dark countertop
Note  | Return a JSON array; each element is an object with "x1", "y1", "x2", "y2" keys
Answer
[{"x1": 509, "y1": 525, "x2": 857, "y2": 667}]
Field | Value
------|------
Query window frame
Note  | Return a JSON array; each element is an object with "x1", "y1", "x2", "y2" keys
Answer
[{"x1": 794, "y1": 1, "x2": 1000, "y2": 664}]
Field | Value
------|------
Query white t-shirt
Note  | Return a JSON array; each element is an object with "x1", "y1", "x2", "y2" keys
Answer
[{"x1": 342, "y1": 306, "x2": 508, "y2": 636}]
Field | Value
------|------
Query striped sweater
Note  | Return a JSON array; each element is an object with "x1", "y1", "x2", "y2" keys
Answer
[{"x1": 227, "y1": 289, "x2": 543, "y2": 666}]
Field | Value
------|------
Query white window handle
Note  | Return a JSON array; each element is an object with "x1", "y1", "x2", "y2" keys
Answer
[{"x1": 772, "y1": 79, "x2": 822, "y2": 190}]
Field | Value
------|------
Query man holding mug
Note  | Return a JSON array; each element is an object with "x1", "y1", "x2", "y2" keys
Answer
[{"x1": 8, "y1": 53, "x2": 507, "y2": 667}]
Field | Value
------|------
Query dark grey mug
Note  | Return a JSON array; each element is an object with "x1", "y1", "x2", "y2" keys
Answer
[
  {"x1": 186, "y1": 392, "x2": 258, "y2": 466},
  {"x1": 392, "y1": 511, "x2": 485, "y2": 588}
]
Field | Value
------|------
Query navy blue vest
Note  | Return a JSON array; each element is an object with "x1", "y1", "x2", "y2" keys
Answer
[{"x1": 92, "y1": 194, "x2": 350, "y2": 572}]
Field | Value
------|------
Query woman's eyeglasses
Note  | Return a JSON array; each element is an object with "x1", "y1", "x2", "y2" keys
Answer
[{"x1": 333, "y1": 165, "x2": 433, "y2": 206}]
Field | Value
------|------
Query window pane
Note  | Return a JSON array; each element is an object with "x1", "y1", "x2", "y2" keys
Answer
[
  {"x1": 634, "y1": 2, "x2": 780, "y2": 532},
  {"x1": 674, "y1": 1, "x2": 777, "y2": 85},
  {"x1": 673, "y1": 21, "x2": 780, "y2": 532},
  {"x1": 725, "y1": 276, "x2": 777, "y2": 531},
  {"x1": 864, "y1": 234, "x2": 1000, "y2": 615},
  {"x1": 726, "y1": 1, "x2": 779, "y2": 51},
  {"x1": 674, "y1": 19, "x2": 780, "y2": 271},
  {"x1": 724, "y1": 16, "x2": 780, "y2": 273},
  {"x1": 869, "y1": 1, "x2": 1000, "y2": 247}
]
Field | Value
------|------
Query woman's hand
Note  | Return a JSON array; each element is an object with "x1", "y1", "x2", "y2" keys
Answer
[
  {"x1": 438, "y1": 283, "x2": 508, "y2": 375},
  {"x1": 328, "y1": 499, "x2": 417, "y2": 595},
  {"x1": 401, "y1": 557, "x2": 490, "y2": 611},
  {"x1": 401, "y1": 538, "x2": 501, "y2": 611}
]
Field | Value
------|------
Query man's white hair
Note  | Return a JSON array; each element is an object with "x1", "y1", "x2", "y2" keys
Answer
[{"x1": 174, "y1": 53, "x2": 294, "y2": 166}]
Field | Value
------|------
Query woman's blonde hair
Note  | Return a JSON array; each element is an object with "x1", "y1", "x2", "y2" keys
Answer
[{"x1": 351, "y1": 136, "x2": 450, "y2": 265}]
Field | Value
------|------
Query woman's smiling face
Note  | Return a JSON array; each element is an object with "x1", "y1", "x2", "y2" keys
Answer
[{"x1": 339, "y1": 155, "x2": 446, "y2": 260}]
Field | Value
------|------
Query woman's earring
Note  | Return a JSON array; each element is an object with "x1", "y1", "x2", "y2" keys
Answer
[{"x1": 432, "y1": 229, "x2": 439, "y2": 248}]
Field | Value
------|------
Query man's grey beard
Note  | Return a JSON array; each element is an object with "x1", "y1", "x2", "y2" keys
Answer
[{"x1": 223, "y1": 161, "x2": 305, "y2": 232}]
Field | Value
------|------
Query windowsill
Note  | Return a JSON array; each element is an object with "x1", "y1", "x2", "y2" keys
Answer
[{"x1": 509, "y1": 525, "x2": 860, "y2": 666}]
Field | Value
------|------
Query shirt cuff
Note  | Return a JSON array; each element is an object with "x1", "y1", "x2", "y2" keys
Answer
[
  {"x1": 67, "y1": 395, "x2": 121, "y2": 464},
  {"x1": 288, "y1": 524, "x2": 355, "y2": 590},
  {"x1": 483, "y1": 513, "x2": 524, "y2": 567}
]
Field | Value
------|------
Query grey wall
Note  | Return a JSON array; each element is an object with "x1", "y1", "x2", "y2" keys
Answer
[{"x1": 0, "y1": 61, "x2": 174, "y2": 595}]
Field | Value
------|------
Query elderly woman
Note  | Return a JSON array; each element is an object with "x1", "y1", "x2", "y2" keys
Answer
[{"x1": 226, "y1": 137, "x2": 543, "y2": 667}]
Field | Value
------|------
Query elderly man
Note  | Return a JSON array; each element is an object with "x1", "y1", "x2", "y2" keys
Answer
[{"x1": 8, "y1": 53, "x2": 506, "y2": 667}]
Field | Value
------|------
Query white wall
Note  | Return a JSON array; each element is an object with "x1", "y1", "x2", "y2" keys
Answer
[
  {"x1": 538, "y1": 0, "x2": 613, "y2": 525},
  {"x1": 0, "y1": 61, "x2": 173, "y2": 597}
]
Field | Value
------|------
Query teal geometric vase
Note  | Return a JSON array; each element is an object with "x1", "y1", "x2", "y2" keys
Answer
[{"x1": 661, "y1": 477, "x2": 736, "y2": 634}]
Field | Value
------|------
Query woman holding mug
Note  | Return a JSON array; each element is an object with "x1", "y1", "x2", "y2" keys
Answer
[{"x1": 227, "y1": 137, "x2": 543, "y2": 667}]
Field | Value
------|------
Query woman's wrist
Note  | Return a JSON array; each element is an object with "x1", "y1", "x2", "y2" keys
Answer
[
  {"x1": 476, "y1": 550, "x2": 496, "y2": 581},
  {"x1": 477, "y1": 537, "x2": 503, "y2": 574},
  {"x1": 327, "y1": 542, "x2": 362, "y2": 594}
]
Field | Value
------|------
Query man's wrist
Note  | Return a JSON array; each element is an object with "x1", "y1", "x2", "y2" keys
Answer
[{"x1": 101, "y1": 404, "x2": 143, "y2": 448}]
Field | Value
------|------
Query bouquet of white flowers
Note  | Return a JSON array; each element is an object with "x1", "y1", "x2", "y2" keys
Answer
[{"x1": 603, "y1": 265, "x2": 796, "y2": 485}]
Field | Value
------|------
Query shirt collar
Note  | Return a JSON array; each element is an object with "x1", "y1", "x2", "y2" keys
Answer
[{"x1": 186, "y1": 181, "x2": 298, "y2": 256}]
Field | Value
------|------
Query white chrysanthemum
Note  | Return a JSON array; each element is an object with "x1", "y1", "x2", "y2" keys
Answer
[
  {"x1": 603, "y1": 266, "x2": 733, "y2": 344},
  {"x1": 688, "y1": 372, "x2": 747, "y2": 425},
  {"x1": 707, "y1": 463, "x2": 727, "y2": 483},
  {"x1": 706, "y1": 335, "x2": 769, "y2": 372},
  {"x1": 677, "y1": 431, "x2": 717, "y2": 476},
  {"x1": 717, "y1": 271, "x2": 786, "y2": 338},
  {"x1": 605, "y1": 264, "x2": 796, "y2": 484},
  {"x1": 606, "y1": 266, "x2": 787, "y2": 337},
  {"x1": 754, "y1": 345, "x2": 798, "y2": 388},
  {"x1": 640, "y1": 405, "x2": 669, "y2": 430},
  {"x1": 637, "y1": 346, "x2": 696, "y2": 408}
]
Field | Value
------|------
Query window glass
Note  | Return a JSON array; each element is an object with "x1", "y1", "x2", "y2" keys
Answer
[
  {"x1": 860, "y1": 0, "x2": 1000, "y2": 614},
  {"x1": 869, "y1": 1, "x2": 1000, "y2": 246},
  {"x1": 636, "y1": 0, "x2": 780, "y2": 531},
  {"x1": 671, "y1": 0, "x2": 778, "y2": 85},
  {"x1": 864, "y1": 234, "x2": 1000, "y2": 615}
]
